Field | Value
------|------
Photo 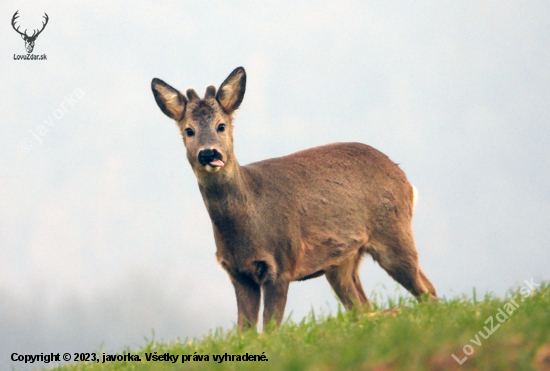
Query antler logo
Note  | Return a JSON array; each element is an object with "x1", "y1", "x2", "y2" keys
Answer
[{"x1": 11, "y1": 10, "x2": 49, "y2": 54}]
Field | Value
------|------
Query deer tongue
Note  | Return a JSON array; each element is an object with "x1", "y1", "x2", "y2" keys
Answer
[{"x1": 209, "y1": 160, "x2": 225, "y2": 167}]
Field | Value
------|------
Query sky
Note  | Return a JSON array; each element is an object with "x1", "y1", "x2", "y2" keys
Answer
[{"x1": 1, "y1": 1, "x2": 549, "y2": 369}]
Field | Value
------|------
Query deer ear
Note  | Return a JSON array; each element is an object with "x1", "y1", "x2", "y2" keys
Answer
[
  {"x1": 216, "y1": 67, "x2": 246, "y2": 114},
  {"x1": 151, "y1": 78, "x2": 187, "y2": 120},
  {"x1": 21, "y1": 34, "x2": 25, "y2": 40}
]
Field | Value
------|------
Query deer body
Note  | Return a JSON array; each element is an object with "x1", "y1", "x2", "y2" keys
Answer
[{"x1": 152, "y1": 67, "x2": 436, "y2": 330}]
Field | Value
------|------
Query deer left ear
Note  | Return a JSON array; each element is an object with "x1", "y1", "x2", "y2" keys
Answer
[
  {"x1": 20, "y1": 34, "x2": 25, "y2": 40},
  {"x1": 151, "y1": 78, "x2": 187, "y2": 120},
  {"x1": 216, "y1": 67, "x2": 246, "y2": 114}
]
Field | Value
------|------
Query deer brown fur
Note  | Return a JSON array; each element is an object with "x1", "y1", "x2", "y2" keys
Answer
[{"x1": 151, "y1": 67, "x2": 437, "y2": 330}]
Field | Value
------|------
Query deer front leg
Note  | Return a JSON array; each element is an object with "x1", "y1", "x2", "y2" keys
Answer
[
  {"x1": 262, "y1": 279, "x2": 290, "y2": 328},
  {"x1": 232, "y1": 274, "x2": 261, "y2": 330}
]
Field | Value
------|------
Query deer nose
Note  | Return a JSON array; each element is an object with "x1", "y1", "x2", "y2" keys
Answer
[{"x1": 198, "y1": 148, "x2": 221, "y2": 166}]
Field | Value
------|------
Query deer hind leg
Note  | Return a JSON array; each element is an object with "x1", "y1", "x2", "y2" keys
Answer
[
  {"x1": 372, "y1": 230, "x2": 437, "y2": 300},
  {"x1": 325, "y1": 252, "x2": 370, "y2": 310},
  {"x1": 352, "y1": 268, "x2": 369, "y2": 305},
  {"x1": 419, "y1": 268, "x2": 437, "y2": 297}
]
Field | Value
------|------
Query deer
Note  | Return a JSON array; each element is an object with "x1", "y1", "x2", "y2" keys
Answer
[
  {"x1": 12, "y1": 11, "x2": 49, "y2": 54},
  {"x1": 151, "y1": 67, "x2": 437, "y2": 330}
]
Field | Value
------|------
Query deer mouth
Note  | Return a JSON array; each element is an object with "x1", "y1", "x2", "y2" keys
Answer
[
  {"x1": 205, "y1": 159, "x2": 225, "y2": 172},
  {"x1": 198, "y1": 149, "x2": 225, "y2": 172}
]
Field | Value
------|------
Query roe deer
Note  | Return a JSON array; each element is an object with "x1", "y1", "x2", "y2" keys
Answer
[{"x1": 151, "y1": 67, "x2": 437, "y2": 330}]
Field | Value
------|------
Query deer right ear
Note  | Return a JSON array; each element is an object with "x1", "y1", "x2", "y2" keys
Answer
[
  {"x1": 151, "y1": 78, "x2": 187, "y2": 120},
  {"x1": 216, "y1": 67, "x2": 246, "y2": 114}
]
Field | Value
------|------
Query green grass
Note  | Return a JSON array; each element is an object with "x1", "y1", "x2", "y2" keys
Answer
[{"x1": 40, "y1": 282, "x2": 550, "y2": 371}]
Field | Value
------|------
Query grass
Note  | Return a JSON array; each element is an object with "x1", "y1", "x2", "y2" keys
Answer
[{"x1": 38, "y1": 282, "x2": 550, "y2": 371}]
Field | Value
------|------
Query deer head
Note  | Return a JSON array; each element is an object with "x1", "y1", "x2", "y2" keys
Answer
[
  {"x1": 151, "y1": 67, "x2": 246, "y2": 181},
  {"x1": 12, "y1": 11, "x2": 49, "y2": 54}
]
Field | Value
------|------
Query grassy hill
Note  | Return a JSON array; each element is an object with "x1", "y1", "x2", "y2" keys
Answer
[{"x1": 41, "y1": 282, "x2": 549, "y2": 371}]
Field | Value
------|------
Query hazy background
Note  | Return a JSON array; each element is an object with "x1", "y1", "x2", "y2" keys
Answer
[{"x1": 1, "y1": 1, "x2": 549, "y2": 369}]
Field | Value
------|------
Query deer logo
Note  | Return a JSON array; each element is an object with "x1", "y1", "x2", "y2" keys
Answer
[{"x1": 11, "y1": 11, "x2": 49, "y2": 54}]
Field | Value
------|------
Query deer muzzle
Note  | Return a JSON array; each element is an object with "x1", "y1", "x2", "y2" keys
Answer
[{"x1": 198, "y1": 149, "x2": 225, "y2": 172}]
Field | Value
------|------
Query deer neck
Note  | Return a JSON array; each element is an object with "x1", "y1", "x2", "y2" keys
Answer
[{"x1": 197, "y1": 159, "x2": 252, "y2": 230}]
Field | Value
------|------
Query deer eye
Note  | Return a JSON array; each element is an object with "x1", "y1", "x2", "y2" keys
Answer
[
  {"x1": 217, "y1": 123, "x2": 226, "y2": 132},
  {"x1": 184, "y1": 128, "x2": 194, "y2": 137}
]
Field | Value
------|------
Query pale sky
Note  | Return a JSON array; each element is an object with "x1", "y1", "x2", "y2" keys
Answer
[{"x1": 1, "y1": 1, "x2": 549, "y2": 369}]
